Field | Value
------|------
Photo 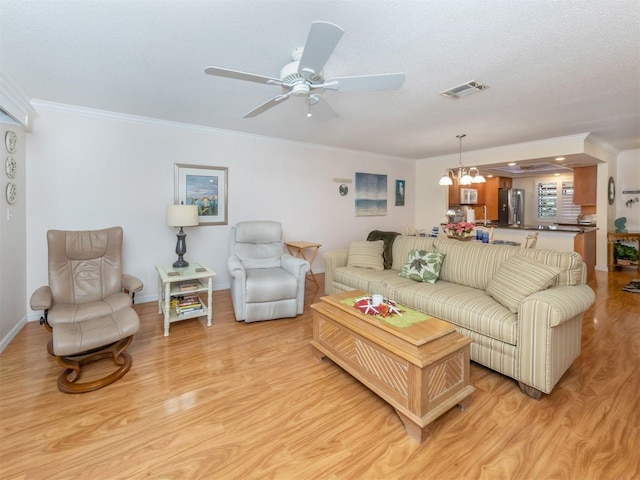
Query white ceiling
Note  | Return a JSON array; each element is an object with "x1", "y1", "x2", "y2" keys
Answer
[{"x1": 1, "y1": 0, "x2": 639, "y2": 160}]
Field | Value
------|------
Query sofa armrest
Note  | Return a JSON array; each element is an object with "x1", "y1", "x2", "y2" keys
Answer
[
  {"x1": 228, "y1": 256, "x2": 246, "y2": 320},
  {"x1": 122, "y1": 274, "x2": 144, "y2": 294},
  {"x1": 281, "y1": 254, "x2": 310, "y2": 280},
  {"x1": 228, "y1": 256, "x2": 246, "y2": 280},
  {"x1": 521, "y1": 284, "x2": 595, "y2": 327},
  {"x1": 282, "y1": 254, "x2": 310, "y2": 313},
  {"x1": 30, "y1": 286, "x2": 52, "y2": 312},
  {"x1": 517, "y1": 284, "x2": 595, "y2": 394},
  {"x1": 323, "y1": 249, "x2": 349, "y2": 294}
]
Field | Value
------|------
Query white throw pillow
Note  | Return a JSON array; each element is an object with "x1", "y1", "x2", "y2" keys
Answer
[
  {"x1": 486, "y1": 255, "x2": 561, "y2": 313},
  {"x1": 347, "y1": 240, "x2": 385, "y2": 270}
]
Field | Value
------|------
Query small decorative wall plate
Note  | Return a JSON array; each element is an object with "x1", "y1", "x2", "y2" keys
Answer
[
  {"x1": 6, "y1": 182, "x2": 17, "y2": 204},
  {"x1": 5, "y1": 131, "x2": 17, "y2": 154},
  {"x1": 5, "y1": 156, "x2": 16, "y2": 179},
  {"x1": 339, "y1": 184, "x2": 349, "y2": 196},
  {"x1": 608, "y1": 176, "x2": 615, "y2": 206}
]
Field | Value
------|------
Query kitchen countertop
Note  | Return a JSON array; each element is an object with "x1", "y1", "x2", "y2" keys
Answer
[{"x1": 477, "y1": 223, "x2": 598, "y2": 233}]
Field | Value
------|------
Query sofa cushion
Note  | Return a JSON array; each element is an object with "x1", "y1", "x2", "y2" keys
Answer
[
  {"x1": 391, "y1": 236, "x2": 438, "y2": 270},
  {"x1": 399, "y1": 250, "x2": 445, "y2": 283},
  {"x1": 388, "y1": 280, "x2": 518, "y2": 345},
  {"x1": 333, "y1": 266, "x2": 385, "y2": 293},
  {"x1": 347, "y1": 240, "x2": 384, "y2": 270},
  {"x1": 517, "y1": 248, "x2": 584, "y2": 286},
  {"x1": 486, "y1": 255, "x2": 561, "y2": 313},
  {"x1": 435, "y1": 238, "x2": 516, "y2": 290}
]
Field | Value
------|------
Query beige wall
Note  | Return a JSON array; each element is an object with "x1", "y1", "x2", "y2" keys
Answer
[
  {"x1": 0, "y1": 120, "x2": 27, "y2": 350},
  {"x1": 24, "y1": 104, "x2": 416, "y2": 316}
]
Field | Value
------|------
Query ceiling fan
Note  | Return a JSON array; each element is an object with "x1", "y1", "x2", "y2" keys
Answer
[{"x1": 204, "y1": 21, "x2": 405, "y2": 118}]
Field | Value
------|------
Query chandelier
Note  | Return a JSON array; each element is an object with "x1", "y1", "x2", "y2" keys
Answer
[{"x1": 438, "y1": 134, "x2": 486, "y2": 186}]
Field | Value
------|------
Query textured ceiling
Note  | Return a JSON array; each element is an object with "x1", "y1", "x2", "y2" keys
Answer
[{"x1": 1, "y1": 0, "x2": 638, "y2": 159}]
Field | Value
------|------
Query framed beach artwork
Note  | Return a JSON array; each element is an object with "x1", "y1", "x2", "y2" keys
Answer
[
  {"x1": 174, "y1": 164, "x2": 228, "y2": 225},
  {"x1": 355, "y1": 172, "x2": 387, "y2": 216}
]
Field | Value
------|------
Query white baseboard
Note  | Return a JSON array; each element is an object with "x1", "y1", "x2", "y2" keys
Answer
[{"x1": 0, "y1": 315, "x2": 28, "y2": 354}]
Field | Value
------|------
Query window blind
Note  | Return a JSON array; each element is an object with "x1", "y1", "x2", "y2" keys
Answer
[
  {"x1": 537, "y1": 181, "x2": 557, "y2": 219},
  {"x1": 560, "y1": 181, "x2": 581, "y2": 223}
]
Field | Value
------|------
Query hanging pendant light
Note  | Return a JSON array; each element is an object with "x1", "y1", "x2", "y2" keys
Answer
[{"x1": 439, "y1": 134, "x2": 486, "y2": 186}]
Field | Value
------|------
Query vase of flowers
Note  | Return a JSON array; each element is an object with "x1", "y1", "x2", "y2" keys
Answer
[{"x1": 445, "y1": 222, "x2": 475, "y2": 240}]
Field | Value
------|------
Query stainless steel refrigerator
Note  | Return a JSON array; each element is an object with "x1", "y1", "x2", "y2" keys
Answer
[{"x1": 498, "y1": 188, "x2": 525, "y2": 226}]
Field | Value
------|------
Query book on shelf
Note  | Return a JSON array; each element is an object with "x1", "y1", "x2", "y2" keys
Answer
[
  {"x1": 170, "y1": 295, "x2": 202, "y2": 309},
  {"x1": 178, "y1": 282, "x2": 199, "y2": 292},
  {"x1": 175, "y1": 304, "x2": 204, "y2": 316}
]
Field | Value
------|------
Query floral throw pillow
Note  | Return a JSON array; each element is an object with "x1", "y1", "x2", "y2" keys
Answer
[{"x1": 399, "y1": 250, "x2": 446, "y2": 283}]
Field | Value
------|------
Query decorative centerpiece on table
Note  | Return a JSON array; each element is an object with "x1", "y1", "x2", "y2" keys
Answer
[
  {"x1": 353, "y1": 296, "x2": 403, "y2": 317},
  {"x1": 445, "y1": 221, "x2": 475, "y2": 241}
]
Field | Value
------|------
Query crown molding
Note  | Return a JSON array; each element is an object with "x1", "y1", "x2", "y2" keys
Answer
[
  {"x1": 0, "y1": 71, "x2": 36, "y2": 130},
  {"x1": 29, "y1": 100, "x2": 410, "y2": 162}
]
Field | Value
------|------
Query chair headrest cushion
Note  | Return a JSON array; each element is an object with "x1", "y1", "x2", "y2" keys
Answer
[{"x1": 235, "y1": 221, "x2": 282, "y2": 244}]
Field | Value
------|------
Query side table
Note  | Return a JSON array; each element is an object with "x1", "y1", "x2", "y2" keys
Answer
[
  {"x1": 285, "y1": 240, "x2": 321, "y2": 289},
  {"x1": 156, "y1": 263, "x2": 216, "y2": 336},
  {"x1": 607, "y1": 231, "x2": 640, "y2": 272}
]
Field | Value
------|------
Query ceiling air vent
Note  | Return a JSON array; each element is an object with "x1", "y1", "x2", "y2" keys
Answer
[{"x1": 440, "y1": 80, "x2": 489, "y2": 99}]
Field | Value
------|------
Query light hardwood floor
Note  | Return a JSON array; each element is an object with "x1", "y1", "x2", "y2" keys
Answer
[{"x1": 1, "y1": 270, "x2": 638, "y2": 480}]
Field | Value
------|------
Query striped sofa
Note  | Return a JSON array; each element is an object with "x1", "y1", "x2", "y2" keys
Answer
[{"x1": 323, "y1": 235, "x2": 596, "y2": 398}]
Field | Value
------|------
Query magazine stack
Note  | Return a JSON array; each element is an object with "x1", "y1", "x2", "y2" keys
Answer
[{"x1": 173, "y1": 295, "x2": 203, "y2": 316}]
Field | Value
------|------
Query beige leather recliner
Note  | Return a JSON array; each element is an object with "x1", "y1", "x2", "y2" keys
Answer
[
  {"x1": 228, "y1": 221, "x2": 309, "y2": 322},
  {"x1": 30, "y1": 227, "x2": 143, "y2": 393}
]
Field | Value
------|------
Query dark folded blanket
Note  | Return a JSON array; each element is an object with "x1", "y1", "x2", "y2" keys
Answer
[{"x1": 367, "y1": 230, "x2": 400, "y2": 269}]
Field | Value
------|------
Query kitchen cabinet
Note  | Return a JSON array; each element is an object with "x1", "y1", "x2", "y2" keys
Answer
[
  {"x1": 448, "y1": 182, "x2": 485, "y2": 207},
  {"x1": 498, "y1": 177, "x2": 512, "y2": 189},
  {"x1": 573, "y1": 166, "x2": 597, "y2": 205},
  {"x1": 574, "y1": 230, "x2": 596, "y2": 282},
  {"x1": 448, "y1": 183, "x2": 460, "y2": 206},
  {"x1": 484, "y1": 176, "x2": 512, "y2": 221}
]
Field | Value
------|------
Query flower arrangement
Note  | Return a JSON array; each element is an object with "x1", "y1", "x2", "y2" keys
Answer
[{"x1": 445, "y1": 222, "x2": 475, "y2": 238}]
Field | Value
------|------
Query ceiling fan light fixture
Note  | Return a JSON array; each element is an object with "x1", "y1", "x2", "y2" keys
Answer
[
  {"x1": 292, "y1": 83, "x2": 310, "y2": 97},
  {"x1": 440, "y1": 80, "x2": 489, "y2": 99},
  {"x1": 204, "y1": 21, "x2": 405, "y2": 118}
]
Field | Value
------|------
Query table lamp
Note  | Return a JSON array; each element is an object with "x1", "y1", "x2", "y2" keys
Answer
[{"x1": 166, "y1": 204, "x2": 199, "y2": 268}]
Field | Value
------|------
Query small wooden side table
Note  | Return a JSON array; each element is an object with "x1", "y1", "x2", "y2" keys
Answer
[
  {"x1": 607, "y1": 231, "x2": 640, "y2": 272},
  {"x1": 285, "y1": 241, "x2": 322, "y2": 289},
  {"x1": 156, "y1": 263, "x2": 216, "y2": 336}
]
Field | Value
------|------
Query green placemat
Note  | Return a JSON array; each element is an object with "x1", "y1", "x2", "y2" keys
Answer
[{"x1": 341, "y1": 297, "x2": 432, "y2": 328}]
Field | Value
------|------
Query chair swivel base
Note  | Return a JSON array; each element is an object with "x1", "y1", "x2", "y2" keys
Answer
[{"x1": 56, "y1": 336, "x2": 134, "y2": 394}]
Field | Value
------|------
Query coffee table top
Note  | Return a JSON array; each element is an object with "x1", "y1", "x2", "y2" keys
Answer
[{"x1": 316, "y1": 290, "x2": 457, "y2": 347}]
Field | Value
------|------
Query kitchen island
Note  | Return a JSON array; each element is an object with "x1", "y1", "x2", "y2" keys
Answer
[{"x1": 475, "y1": 224, "x2": 597, "y2": 281}]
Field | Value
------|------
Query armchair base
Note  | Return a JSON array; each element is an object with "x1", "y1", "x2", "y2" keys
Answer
[{"x1": 56, "y1": 336, "x2": 134, "y2": 394}]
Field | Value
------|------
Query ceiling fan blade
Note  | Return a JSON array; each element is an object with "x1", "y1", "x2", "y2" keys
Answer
[
  {"x1": 298, "y1": 21, "x2": 344, "y2": 79},
  {"x1": 325, "y1": 73, "x2": 405, "y2": 92},
  {"x1": 205, "y1": 66, "x2": 282, "y2": 86},
  {"x1": 243, "y1": 93, "x2": 292, "y2": 118}
]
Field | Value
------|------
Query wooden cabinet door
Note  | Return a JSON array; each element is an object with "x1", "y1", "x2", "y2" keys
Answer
[
  {"x1": 499, "y1": 177, "x2": 513, "y2": 189},
  {"x1": 484, "y1": 177, "x2": 500, "y2": 220},
  {"x1": 573, "y1": 166, "x2": 597, "y2": 205},
  {"x1": 448, "y1": 183, "x2": 460, "y2": 206}
]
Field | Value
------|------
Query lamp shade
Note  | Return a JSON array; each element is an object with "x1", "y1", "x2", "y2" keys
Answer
[
  {"x1": 166, "y1": 204, "x2": 199, "y2": 227},
  {"x1": 438, "y1": 174, "x2": 453, "y2": 186}
]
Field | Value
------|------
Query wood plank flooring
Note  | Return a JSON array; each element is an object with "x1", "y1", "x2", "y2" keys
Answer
[{"x1": 1, "y1": 271, "x2": 638, "y2": 480}]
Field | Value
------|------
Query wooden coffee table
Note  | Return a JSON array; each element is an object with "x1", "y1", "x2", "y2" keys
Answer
[{"x1": 310, "y1": 290, "x2": 474, "y2": 443}]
